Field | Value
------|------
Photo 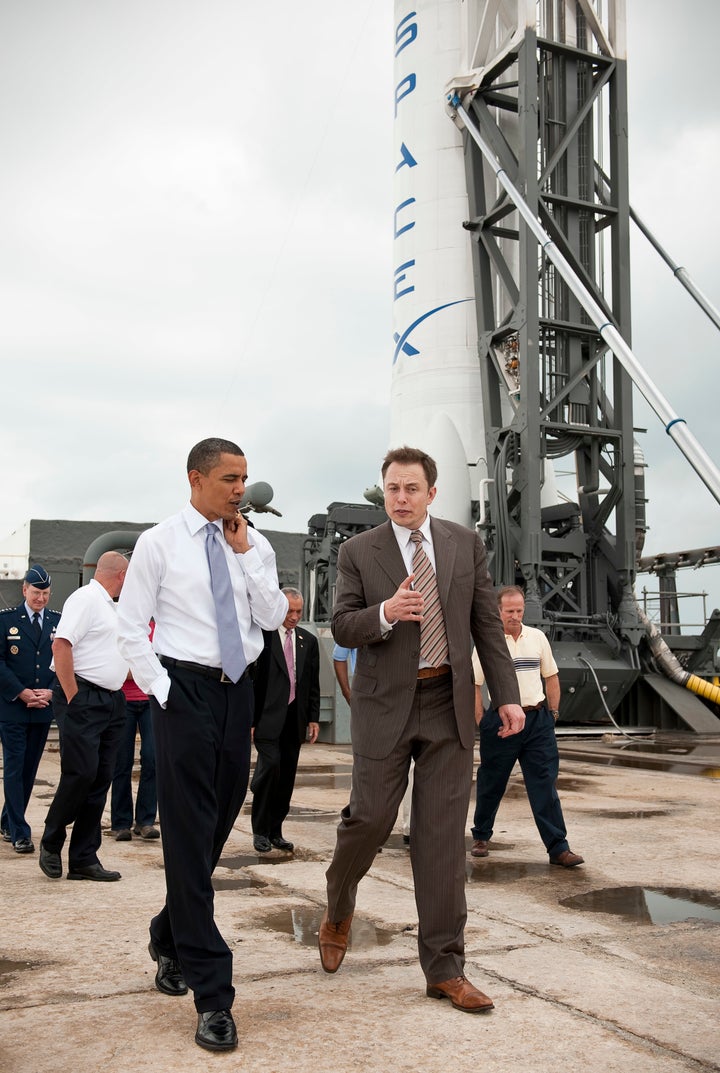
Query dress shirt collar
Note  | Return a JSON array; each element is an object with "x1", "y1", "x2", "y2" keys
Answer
[
  {"x1": 391, "y1": 513, "x2": 433, "y2": 550},
  {"x1": 24, "y1": 603, "x2": 43, "y2": 622},
  {"x1": 182, "y1": 501, "x2": 259, "y2": 548},
  {"x1": 183, "y1": 501, "x2": 219, "y2": 537}
]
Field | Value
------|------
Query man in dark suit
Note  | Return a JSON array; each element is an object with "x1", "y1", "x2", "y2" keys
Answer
[
  {"x1": 319, "y1": 446, "x2": 525, "y2": 1014},
  {"x1": 251, "y1": 588, "x2": 320, "y2": 853},
  {"x1": 0, "y1": 564, "x2": 61, "y2": 854}
]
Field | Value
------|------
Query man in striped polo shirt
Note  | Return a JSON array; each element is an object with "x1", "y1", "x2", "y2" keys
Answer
[{"x1": 470, "y1": 585, "x2": 584, "y2": 867}]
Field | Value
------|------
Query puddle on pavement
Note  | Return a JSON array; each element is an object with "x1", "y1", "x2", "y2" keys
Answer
[
  {"x1": 218, "y1": 848, "x2": 318, "y2": 869},
  {"x1": 590, "y1": 809, "x2": 675, "y2": 819},
  {"x1": 259, "y1": 907, "x2": 398, "y2": 950},
  {"x1": 379, "y1": 833, "x2": 410, "y2": 851},
  {"x1": 0, "y1": 959, "x2": 35, "y2": 981},
  {"x1": 500, "y1": 783, "x2": 533, "y2": 800},
  {"x1": 286, "y1": 805, "x2": 340, "y2": 823},
  {"x1": 293, "y1": 772, "x2": 352, "y2": 790},
  {"x1": 295, "y1": 764, "x2": 354, "y2": 776},
  {"x1": 555, "y1": 776, "x2": 596, "y2": 792},
  {"x1": 571, "y1": 754, "x2": 718, "y2": 777},
  {"x1": 560, "y1": 886, "x2": 720, "y2": 924},
  {"x1": 219, "y1": 853, "x2": 293, "y2": 868},
  {"x1": 490, "y1": 776, "x2": 595, "y2": 798},
  {"x1": 290, "y1": 763, "x2": 353, "y2": 792},
  {"x1": 558, "y1": 734, "x2": 720, "y2": 779},
  {"x1": 213, "y1": 875, "x2": 267, "y2": 891},
  {"x1": 466, "y1": 860, "x2": 550, "y2": 882}
]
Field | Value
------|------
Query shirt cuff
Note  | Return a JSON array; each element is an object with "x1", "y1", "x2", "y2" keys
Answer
[
  {"x1": 379, "y1": 602, "x2": 395, "y2": 633},
  {"x1": 151, "y1": 673, "x2": 171, "y2": 708}
]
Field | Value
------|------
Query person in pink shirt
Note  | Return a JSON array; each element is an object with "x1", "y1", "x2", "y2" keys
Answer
[{"x1": 111, "y1": 624, "x2": 158, "y2": 841}]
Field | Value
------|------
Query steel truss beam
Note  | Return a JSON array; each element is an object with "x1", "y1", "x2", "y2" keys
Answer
[{"x1": 458, "y1": 4, "x2": 639, "y2": 637}]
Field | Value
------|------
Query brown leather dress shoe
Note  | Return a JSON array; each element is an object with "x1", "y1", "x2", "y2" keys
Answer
[
  {"x1": 426, "y1": 975, "x2": 495, "y2": 1013},
  {"x1": 550, "y1": 849, "x2": 584, "y2": 867},
  {"x1": 470, "y1": 839, "x2": 489, "y2": 857},
  {"x1": 318, "y1": 910, "x2": 353, "y2": 973},
  {"x1": 134, "y1": 825, "x2": 160, "y2": 840}
]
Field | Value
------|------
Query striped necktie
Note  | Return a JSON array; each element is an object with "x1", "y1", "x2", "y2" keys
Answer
[
  {"x1": 204, "y1": 523, "x2": 247, "y2": 682},
  {"x1": 410, "y1": 530, "x2": 449, "y2": 667}
]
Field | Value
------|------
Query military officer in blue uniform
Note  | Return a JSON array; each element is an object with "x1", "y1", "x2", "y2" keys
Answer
[{"x1": 0, "y1": 564, "x2": 60, "y2": 853}]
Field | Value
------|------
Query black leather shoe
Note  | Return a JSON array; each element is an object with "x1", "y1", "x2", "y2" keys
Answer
[
  {"x1": 39, "y1": 843, "x2": 62, "y2": 879},
  {"x1": 1, "y1": 827, "x2": 11, "y2": 843},
  {"x1": 13, "y1": 838, "x2": 34, "y2": 854},
  {"x1": 148, "y1": 941, "x2": 188, "y2": 996},
  {"x1": 67, "y1": 862, "x2": 121, "y2": 881},
  {"x1": 195, "y1": 1009, "x2": 237, "y2": 1052},
  {"x1": 253, "y1": 835, "x2": 272, "y2": 853},
  {"x1": 270, "y1": 835, "x2": 294, "y2": 852}
]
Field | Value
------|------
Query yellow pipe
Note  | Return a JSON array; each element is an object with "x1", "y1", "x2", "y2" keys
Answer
[{"x1": 686, "y1": 674, "x2": 720, "y2": 706}]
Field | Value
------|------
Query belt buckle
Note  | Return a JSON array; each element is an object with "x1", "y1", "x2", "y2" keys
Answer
[{"x1": 220, "y1": 671, "x2": 232, "y2": 684}]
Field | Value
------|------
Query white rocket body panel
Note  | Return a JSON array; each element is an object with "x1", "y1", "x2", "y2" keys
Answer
[
  {"x1": 391, "y1": 1, "x2": 481, "y2": 527},
  {"x1": 391, "y1": 0, "x2": 558, "y2": 524}
]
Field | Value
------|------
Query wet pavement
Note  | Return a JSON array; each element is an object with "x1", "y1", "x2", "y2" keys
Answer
[{"x1": 1, "y1": 734, "x2": 719, "y2": 1072}]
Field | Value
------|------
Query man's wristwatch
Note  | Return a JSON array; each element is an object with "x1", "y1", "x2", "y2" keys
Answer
[{"x1": 550, "y1": 709, "x2": 560, "y2": 719}]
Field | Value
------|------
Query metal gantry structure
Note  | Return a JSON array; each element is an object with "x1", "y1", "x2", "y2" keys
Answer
[
  {"x1": 445, "y1": 1, "x2": 720, "y2": 726},
  {"x1": 455, "y1": 2, "x2": 638, "y2": 632}
]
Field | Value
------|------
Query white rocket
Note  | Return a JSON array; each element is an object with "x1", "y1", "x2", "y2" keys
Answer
[
  {"x1": 390, "y1": 1, "x2": 557, "y2": 525},
  {"x1": 391, "y1": 0, "x2": 481, "y2": 527}
]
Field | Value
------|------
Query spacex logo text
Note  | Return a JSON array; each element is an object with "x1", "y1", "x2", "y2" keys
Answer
[{"x1": 392, "y1": 8, "x2": 468, "y2": 365}]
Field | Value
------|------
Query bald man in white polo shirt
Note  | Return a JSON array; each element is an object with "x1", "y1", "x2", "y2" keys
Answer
[{"x1": 39, "y1": 551, "x2": 129, "y2": 883}]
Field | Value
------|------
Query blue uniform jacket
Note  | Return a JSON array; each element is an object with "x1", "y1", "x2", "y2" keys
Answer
[{"x1": 0, "y1": 604, "x2": 61, "y2": 724}]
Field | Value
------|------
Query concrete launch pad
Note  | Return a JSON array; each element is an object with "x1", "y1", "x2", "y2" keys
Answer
[{"x1": 1, "y1": 737, "x2": 719, "y2": 1073}]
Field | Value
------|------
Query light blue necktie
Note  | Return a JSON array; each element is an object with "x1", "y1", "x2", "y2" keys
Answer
[{"x1": 204, "y1": 522, "x2": 246, "y2": 682}]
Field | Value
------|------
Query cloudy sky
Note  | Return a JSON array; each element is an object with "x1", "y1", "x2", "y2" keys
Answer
[{"x1": 1, "y1": 1, "x2": 718, "y2": 613}]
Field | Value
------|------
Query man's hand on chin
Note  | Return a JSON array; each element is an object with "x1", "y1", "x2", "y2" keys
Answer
[{"x1": 223, "y1": 511, "x2": 251, "y2": 554}]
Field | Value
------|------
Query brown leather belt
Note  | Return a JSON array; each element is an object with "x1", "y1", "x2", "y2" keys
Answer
[
  {"x1": 417, "y1": 665, "x2": 451, "y2": 681},
  {"x1": 523, "y1": 702, "x2": 545, "y2": 712}
]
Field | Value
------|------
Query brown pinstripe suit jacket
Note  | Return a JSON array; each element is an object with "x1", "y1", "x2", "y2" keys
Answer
[{"x1": 331, "y1": 517, "x2": 520, "y2": 760}]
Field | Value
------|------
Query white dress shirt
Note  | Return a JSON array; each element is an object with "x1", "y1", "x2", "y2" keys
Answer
[
  {"x1": 379, "y1": 514, "x2": 436, "y2": 631},
  {"x1": 24, "y1": 603, "x2": 43, "y2": 627},
  {"x1": 53, "y1": 579, "x2": 129, "y2": 691},
  {"x1": 117, "y1": 503, "x2": 288, "y2": 705}
]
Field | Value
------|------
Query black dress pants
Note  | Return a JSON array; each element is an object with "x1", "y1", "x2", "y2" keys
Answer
[
  {"x1": 43, "y1": 683, "x2": 126, "y2": 868},
  {"x1": 251, "y1": 700, "x2": 302, "y2": 838},
  {"x1": 149, "y1": 665, "x2": 253, "y2": 1013}
]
